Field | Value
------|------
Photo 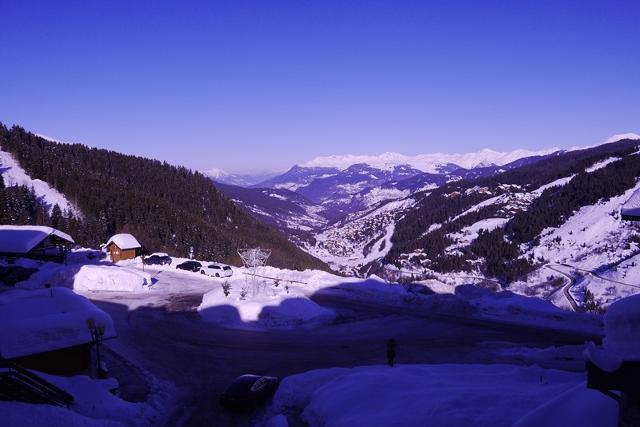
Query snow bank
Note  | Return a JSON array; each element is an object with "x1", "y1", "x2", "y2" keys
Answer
[
  {"x1": 604, "y1": 293, "x2": 640, "y2": 362},
  {"x1": 0, "y1": 370, "x2": 164, "y2": 427},
  {"x1": 15, "y1": 262, "x2": 152, "y2": 293},
  {"x1": 198, "y1": 291, "x2": 336, "y2": 329},
  {"x1": 272, "y1": 367, "x2": 350, "y2": 413},
  {"x1": 71, "y1": 265, "x2": 152, "y2": 292},
  {"x1": 271, "y1": 364, "x2": 582, "y2": 427},
  {"x1": 197, "y1": 273, "x2": 337, "y2": 329},
  {"x1": 585, "y1": 293, "x2": 640, "y2": 372},
  {"x1": 456, "y1": 285, "x2": 602, "y2": 336},
  {"x1": 260, "y1": 298, "x2": 336, "y2": 328}
]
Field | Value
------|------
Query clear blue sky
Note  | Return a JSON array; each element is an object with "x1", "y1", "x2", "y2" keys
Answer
[{"x1": 1, "y1": 0, "x2": 638, "y2": 173}]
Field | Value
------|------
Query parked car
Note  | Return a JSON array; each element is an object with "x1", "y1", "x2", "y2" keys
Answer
[
  {"x1": 176, "y1": 260, "x2": 202, "y2": 272},
  {"x1": 219, "y1": 375, "x2": 280, "y2": 411},
  {"x1": 201, "y1": 263, "x2": 233, "y2": 278},
  {"x1": 143, "y1": 254, "x2": 172, "y2": 266}
]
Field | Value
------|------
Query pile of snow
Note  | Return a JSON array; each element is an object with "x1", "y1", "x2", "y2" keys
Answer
[
  {"x1": 0, "y1": 287, "x2": 116, "y2": 359},
  {"x1": 270, "y1": 364, "x2": 587, "y2": 427},
  {"x1": 0, "y1": 371, "x2": 164, "y2": 427},
  {"x1": 15, "y1": 262, "x2": 152, "y2": 293},
  {"x1": 585, "y1": 294, "x2": 640, "y2": 372},
  {"x1": 0, "y1": 148, "x2": 80, "y2": 215},
  {"x1": 198, "y1": 283, "x2": 336, "y2": 329},
  {"x1": 71, "y1": 265, "x2": 152, "y2": 292},
  {"x1": 455, "y1": 285, "x2": 602, "y2": 336},
  {"x1": 603, "y1": 293, "x2": 640, "y2": 361}
]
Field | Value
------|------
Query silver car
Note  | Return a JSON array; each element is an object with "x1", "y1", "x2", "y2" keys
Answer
[{"x1": 201, "y1": 263, "x2": 233, "y2": 278}]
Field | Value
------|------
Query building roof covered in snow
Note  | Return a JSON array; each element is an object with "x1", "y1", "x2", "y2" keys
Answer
[
  {"x1": 0, "y1": 287, "x2": 116, "y2": 359},
  {"x1": 106, "y1": 233, "x2": 141, "y2": 250},
  {"x1": 621, "y1": 188, "x2": 640, "y2": 220},
  {"x1": 0, "y1": 225, "x2": 75, "y2": 254}
]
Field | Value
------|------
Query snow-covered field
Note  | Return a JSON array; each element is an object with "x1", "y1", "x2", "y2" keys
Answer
[{"x1": 268, "y1": 364, "x2": 615, "y2": 427}]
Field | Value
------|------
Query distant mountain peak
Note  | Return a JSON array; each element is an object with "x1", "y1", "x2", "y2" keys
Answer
[
  {"x1": 604, "y1": 133, "x2": 640, "y2": 144},
  {"x1": 301, "y1": 148, "x2": 559, "y2": 173},
  {"x1": 202, "y1": 167, "x2": 228, "y2": 179},
  {"x1": 201, "y1": 168, "x2": 281, "y2": 187}
]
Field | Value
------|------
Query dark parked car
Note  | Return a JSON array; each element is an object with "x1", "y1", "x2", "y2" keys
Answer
[
  {"x1": 176, "y1": 260, "x2": 202, "y2": 272},
  {"x1": 219, "y1": 375, "x2": 280, "y2": 411},
  {"x1": 143, "y1": 255, "x2": 172, "y2": 266}
]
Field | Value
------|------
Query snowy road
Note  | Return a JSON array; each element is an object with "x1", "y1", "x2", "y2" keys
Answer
[
  {"x1": 88, "y1": 269, "x2": 599, "y2": 426},
  {"x1": 545, "y1": 265, "x2": 580, "y2": 312}
]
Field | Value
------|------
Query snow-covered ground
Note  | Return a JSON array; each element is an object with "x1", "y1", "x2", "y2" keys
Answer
[
  {"x1": 12, "y1": 257, "x2": 152, "y2": 293},
  {"x1": 0, "y1": 370, "x2": 170, "y2": 427},
  {"x1": 0, "y1": 249, "x2": 623, "y2": 426},
  {"x1": 268, "y1": 364, "x2": 614, "y2": 427},
  {"x1": 3, "y1": 249, "x2": 603, "y2": 334},
  {"x1": 0, "y1": 148, "x2": 81, "y2": 215},
  {"x1": 197, "y1": 268, "x2": 338, "y2": 329}
]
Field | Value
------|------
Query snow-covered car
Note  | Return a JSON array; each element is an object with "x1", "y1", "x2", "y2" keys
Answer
[
  {"x1": 219, "y1": 374, "x2": 279, "y2": 411},
  {"x1": 200, "y1": 263, "x2": 233, "y2": 278},
  {"x1": 143, "y1": 255, "x2": 172, "y2": 266},
  {"x1": 176, "y1": 261, "x2": 202, "y2": 272}
]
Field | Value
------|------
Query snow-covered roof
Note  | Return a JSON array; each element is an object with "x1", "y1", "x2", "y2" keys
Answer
[
  {"x1": 621, "y1": 188, "x2": 640, "y2": 220},
  {"x1": 106, "y1": 233, "x2": 141, "y2": 250},
  {"x1": 0, "y1": 287, "x2": 116, "y2": 359},
  {"x1": 0, "y1": 225, "x2": 75, "y2": 254}
]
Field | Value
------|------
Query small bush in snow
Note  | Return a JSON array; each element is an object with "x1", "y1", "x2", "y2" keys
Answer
[
  {"x1": 284, "y1": 284, "x2": 290, "y2": 294},
  {"x1": 221, "y1": 280, "x2": 231, "y2": 297},
  {"x1": 273, "y1": 278, "x2": 280, "y2": 287},
  {"x1": 240, "y1": 285, "x2": 249, "y2": 300}
]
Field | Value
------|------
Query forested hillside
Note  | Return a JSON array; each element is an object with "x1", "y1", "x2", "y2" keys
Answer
[
  {"x1": 0, "y1": 124, "x2": 327, "y2": 270},
  {"x1": 385, "y1": 139, "x2": 640, "y2": 283}
]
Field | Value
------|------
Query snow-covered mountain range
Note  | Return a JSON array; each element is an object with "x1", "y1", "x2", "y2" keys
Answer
[
  {"x1": 201, "y1": 167, "x2": 279, "y2": 187},
  {"x1": 301, "y1": 148, "x2": 559, "y2": 173}
]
